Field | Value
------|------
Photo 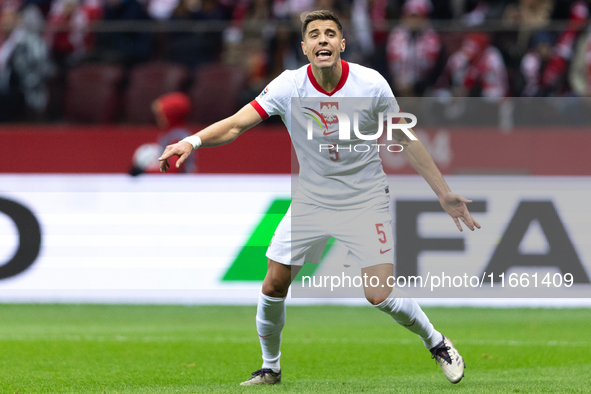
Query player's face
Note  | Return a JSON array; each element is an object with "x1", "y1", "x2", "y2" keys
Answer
[{"x1": 301, "y1": 20, "x2": 345, "y2": 69}]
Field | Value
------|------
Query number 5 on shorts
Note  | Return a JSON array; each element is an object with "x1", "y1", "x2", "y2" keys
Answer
[{"x1": 375, "y1": 223, "x2": 387, "y2": 244}]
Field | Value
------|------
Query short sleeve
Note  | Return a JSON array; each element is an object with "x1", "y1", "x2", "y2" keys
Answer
[
  {"x1": 374, "y1": 74, "x2": 401, "y2": 115},
  {"x1": 250, "y1": 71, "x2": 293, "y2": 120}
]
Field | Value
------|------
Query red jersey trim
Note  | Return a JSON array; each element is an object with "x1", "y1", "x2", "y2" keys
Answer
[
  {"x1": 307, "y1": 59, "x2": 349, "y2": 96},
  {"x1": 250, "y1": 99, "x2": 269, "y2": 120}
]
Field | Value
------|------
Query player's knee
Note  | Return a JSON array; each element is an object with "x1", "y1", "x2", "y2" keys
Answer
[
  {"x1": 366, "y1": 296, "x2": 388, "y2": 306},
  {"x1": 364, "y1": 283, "x2": 392, "y2": 306},
  {"x1": 262, "y1": 276, "x2": 290, "y2": 298}
]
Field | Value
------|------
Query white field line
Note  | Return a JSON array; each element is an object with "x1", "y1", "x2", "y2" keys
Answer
[{"x1": 0, "y1": 334, "x2": 588, "y2": 347}]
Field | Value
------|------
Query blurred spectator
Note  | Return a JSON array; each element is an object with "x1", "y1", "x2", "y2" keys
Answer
[
  {"x1": 131, "y1": 91, "x2": 196, "y2": 175},
  {"x1": 386, "y1": 0, "x2": 442, "y2": 97},
  {"x1": 46, "y1": 0, "x2": 103, "y2": 68},
  {"x1": 502, "y1": 0, "x2": 553, "y2": 26},
  {"x1": 0, "y1": 4, "x2": 52, "y2": 121},
  {"x1": 95, "y1": 0, "x2": 153, "y2": 66},
  {"x1": 570, "y1": 21, "x2": 591, "y2": 96},
  {"x1": 267, "y1": 18, "x2": 300, "y2": 78},
  {"x1": 462, "y1": 1, "x2": 488, "y2": 26},
  {"x1": 315, "y1": 0, "x2": 348, "y2": 20},
  {"x1": 147, "y1": 0, "x2": 181, "y2": 20},
  {"x1": 500, "y1": 0, "x2": 553, "y2": 68},
  {"x1": 287, "y1": 0, "x2": 315, "y2": 17},
  {"x1": 519, "y1": 30, "x2": 553, "y2": 96},
  {"x1": 366, "y1": 0, "x2": 399, "y2": 77},
  {"x1": 81, "y1": 0, "x2": 103, "y2": 19},
  {"x1": 225, "y1": 0, "x2": 272, "y2": 97},
  {"x1": 436, "y1": 32, "x2": 509, "y2": 97},
  {"x1": 23, "y1": 0, "x2": 52, "y2": 16},
  {"x1": 230, "y1": 0, "x2": 274, "y2": 46},
  {"x1": 538, "y1": 0, "x2": 588, "y2": 95},
  {"x1": 8, "y1": 0, "x2": 591, "y2": 125},
  {"x1": 568, "y1": 4, "x2": 591, "y2": 97},
  {"x1": 168, "y1": 0, "x2": 227, "y2": 68},
  {"x1": 153, "y1": 91, "x2": 190, "y2": 128},
  {"x1": 350, "y1": 0, "x2": 375, "y2": 64}
]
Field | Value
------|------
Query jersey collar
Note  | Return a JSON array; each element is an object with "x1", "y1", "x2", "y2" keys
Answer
[{"x1": 307, "y1": 59, "x2": 349, "y2": 96}]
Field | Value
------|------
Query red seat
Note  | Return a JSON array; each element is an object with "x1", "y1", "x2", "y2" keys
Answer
[
  {"x1": 189, "y1": 63, "x2": 247, "y2": 124},
  {"x1": 124, "y1": 61, "x2": 189, "y2": 123},
  {"x1": 64, "y1": 64, "x2": 124, "y2": 123}
]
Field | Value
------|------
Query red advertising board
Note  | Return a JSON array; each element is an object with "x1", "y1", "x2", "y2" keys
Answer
[{"x1": 0, "y1": 125, "x2": 589, "y2": 175}]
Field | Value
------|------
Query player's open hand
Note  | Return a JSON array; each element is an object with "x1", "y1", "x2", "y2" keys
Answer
[
  {"x1": 158, "y1": 141, "x2": 192, "y2": 172},
  {"x1": 439, "y1": 192, "x2": 481, "y2": 232}
]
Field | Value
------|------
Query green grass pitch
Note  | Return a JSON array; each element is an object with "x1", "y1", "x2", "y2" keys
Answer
[{"x1": 0, "y1": 304, "x2": 589, "y2": 393}]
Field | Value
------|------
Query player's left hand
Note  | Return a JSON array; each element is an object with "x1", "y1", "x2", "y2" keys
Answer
[{"x1": 439, "y1": 192, "x2": 481, "y2": 232}]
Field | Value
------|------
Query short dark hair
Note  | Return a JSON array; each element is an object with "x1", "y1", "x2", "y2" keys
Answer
[{"x1": 301, "y1": 10, "x2": 343, "y2": 39}]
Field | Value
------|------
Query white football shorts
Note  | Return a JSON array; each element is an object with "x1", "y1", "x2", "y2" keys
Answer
[{"x1": 266, "y1": 199, "x2": 394, "y2": 269}]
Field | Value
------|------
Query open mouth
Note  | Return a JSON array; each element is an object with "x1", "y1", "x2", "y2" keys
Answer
[{"x1": 315, "y1": 49, "x2": 332, "y2": 61}]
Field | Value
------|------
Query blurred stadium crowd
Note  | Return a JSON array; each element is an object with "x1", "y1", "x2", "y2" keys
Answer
[{"x1": 1, "y1": 0, "x2": 590, "y2": 123}]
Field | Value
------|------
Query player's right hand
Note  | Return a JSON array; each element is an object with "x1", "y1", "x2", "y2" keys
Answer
[{"x1": 158, "y1": 141, "x2": 192, "y2": 172}]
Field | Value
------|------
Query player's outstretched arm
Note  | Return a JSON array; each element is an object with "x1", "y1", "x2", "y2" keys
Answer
[
  {"x1": 158, "y1": 104, "x2": 263, "y2": 172},
  {"x1": 392, "y1": 119, "x2": 481, "y2": 232}
]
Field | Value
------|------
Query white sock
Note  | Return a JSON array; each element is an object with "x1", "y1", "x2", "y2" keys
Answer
[
  {"x1": 376, "y1": 297, "x2": 443, "y2": 349},
  {"x1": 256, "y1": 291, "x2": 285, "y2": 372}
]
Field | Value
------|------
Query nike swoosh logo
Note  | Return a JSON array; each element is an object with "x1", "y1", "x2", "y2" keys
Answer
[
  {"x1": 323, "y1": 130, "x2": 338, "y2": 136},
  {"x1": 403, "y1": 318, "x2": 416, "y2": 327},
  {"x1": 380, "y1": 249, "x2": 392, "y2": 254}
]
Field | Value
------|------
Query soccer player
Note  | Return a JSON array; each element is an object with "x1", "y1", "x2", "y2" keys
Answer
[{"x1": 159, "y1": 10, "x2": 480, "y2": 386}]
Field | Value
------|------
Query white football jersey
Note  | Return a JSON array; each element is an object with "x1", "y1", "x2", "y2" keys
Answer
[{"x1": 251, "y1": 60, "x2": 400, "y2": 209}]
